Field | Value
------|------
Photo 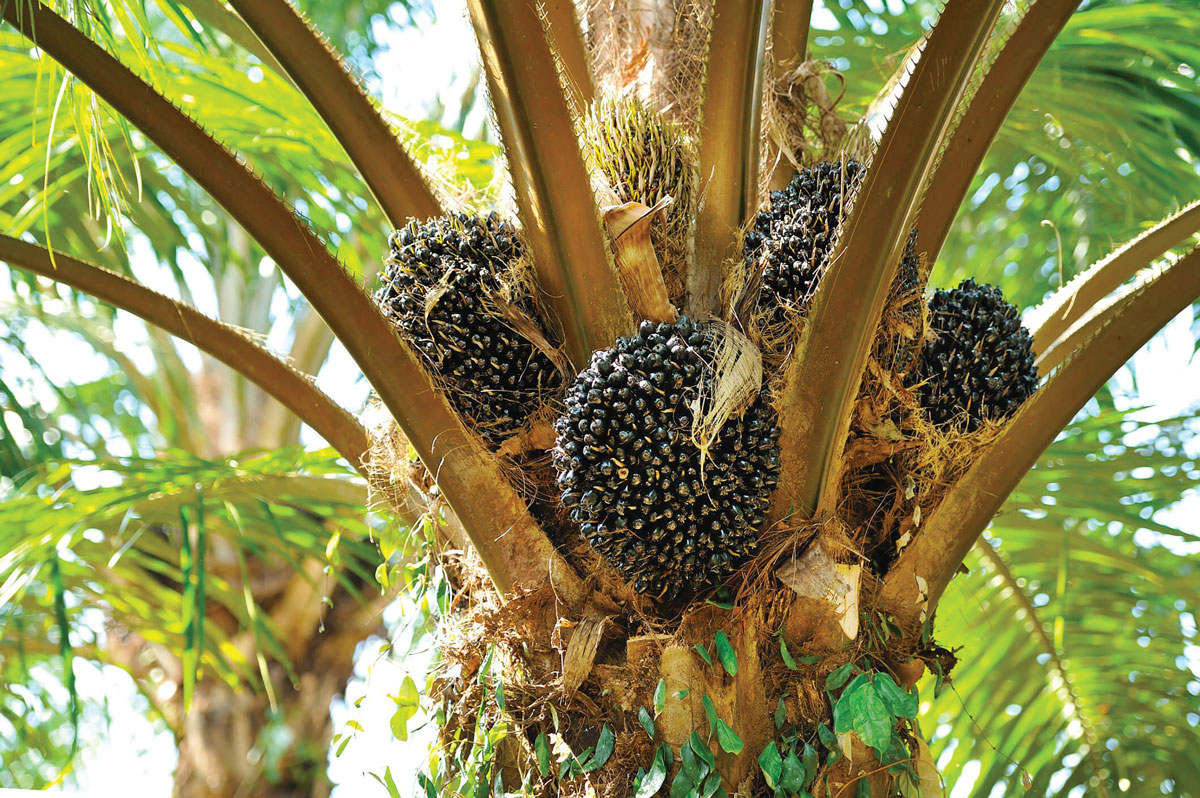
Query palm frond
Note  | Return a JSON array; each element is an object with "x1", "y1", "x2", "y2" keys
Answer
[
  {"x1": 937, "y1": 1, "x2": 1200, "y2": 305},
  {"x1": 227, "y1": 0, "x2": 442, "y2": 227},
  {"x1": 764, "y1": 0, "x2": 814, "y2": 189},
  {"x1": 690, "y1": 0, "x2": 771, "y2": 314},
  {"x1": 540, "y1": 0, "x2": 594, "y2": 104},
  {"x1": 918, "y1": 0, "x2": 1079, "y2": 264},
  {"x1": 0, "y1": 235, "x2": 370, "y2": 469},
  {"x1": 1031, "y1": 199, "x2": 1200, "y2": 364},
  {"x1": 467, "y1": 0, "x2": 632, "y2": 366},
  {"x1": 927, "y1": 412, "x2": 1199, "y2": 796},
  {"x1": 0, "y1": 448, "x2": 385, "y2": 719},
  {"x1": 2, "y1": 3, "x2": 573, "y2": 598}
]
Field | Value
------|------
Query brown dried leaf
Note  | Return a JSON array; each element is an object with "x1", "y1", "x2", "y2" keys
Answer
[{"x1": 603, "y1": 198, "x2": 678, "y2": 323}]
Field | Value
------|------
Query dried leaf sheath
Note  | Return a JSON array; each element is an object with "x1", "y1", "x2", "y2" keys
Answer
[{"x1": 604, "y1": 200, "x2": 679, "y2": 324}]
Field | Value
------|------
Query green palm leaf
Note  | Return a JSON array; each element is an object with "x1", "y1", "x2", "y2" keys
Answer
[{"x1": 925, "y1": 410, "x2": 1200, "y2": 796}]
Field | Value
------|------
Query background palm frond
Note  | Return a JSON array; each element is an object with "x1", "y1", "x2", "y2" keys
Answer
[{"x1": 926, "y1": 410, "x2": 1200, "y2": 796}]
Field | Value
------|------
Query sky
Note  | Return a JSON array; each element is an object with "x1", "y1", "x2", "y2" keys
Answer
[{"x1": 0, "y1": 0, "x2": 1198, "y2": 796}]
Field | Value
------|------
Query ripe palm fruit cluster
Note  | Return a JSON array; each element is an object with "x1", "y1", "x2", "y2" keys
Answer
[
  {"x1": 376, "y1": 213, "x2": 561, "y2": 443},
  {"x1": 743, "y1": 160, "x2": 921, "y2": 324},
  {"x1": 913, "y1": 279, "x2": 1038, "y2": 431},
  {"x1": 743, "y1": 159, "x2": 864, "y2": 316},
  {"x1": 553, "y1": 318, "x2": 781, "y2": 600}
]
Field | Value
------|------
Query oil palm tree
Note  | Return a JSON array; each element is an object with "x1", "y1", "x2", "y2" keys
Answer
[{"x1": 1, "y1": 1, "x2": 1198, "y2": 797}]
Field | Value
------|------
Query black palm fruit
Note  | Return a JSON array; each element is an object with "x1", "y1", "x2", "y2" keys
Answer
[
  {"x1": 376, "y1": 213, "x2": 562, "y2": 444},
  {"x1": 743, "y1": 160, "x2": 863, "y2": 317},
  {"x1": 553, "y1": 317, "x2": 781, "y2": 600},
  {"x1": 743, "y1": 160, "x2": 921, "y2": 323},
  {"x1": 885, "y1": 229, "x2": 926, "y2": 375},
  {"x1": 913, "y1": 279, "x2": 1038, "y2": 431}
]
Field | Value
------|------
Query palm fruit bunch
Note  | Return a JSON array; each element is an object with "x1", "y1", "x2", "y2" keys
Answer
[
  {"x1": 583, "y1": 96, "x2": 694, "y2": 300},
  {"x1": 912, "y1": 279, "x2": 1038, "y2": 431},
  {"x1": 743, "y1": 159, "x2": 864, "y2": 317},
  {"x1": 553, "y1": 317, "x2": 781, "y2": 600},
  {"x1": 743, "y1": 160, "x2": 922, "y2": 323},
  {"x1": 376, "y1": 213, "x2": 561, "y2": 444}
]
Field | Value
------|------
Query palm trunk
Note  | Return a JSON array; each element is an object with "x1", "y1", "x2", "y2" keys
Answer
[
  {"x1": 431, "y1": 520, "x2": 930, "y2": 797},
  {"x1": 173, "y1": 664, "x2": 344, "y2": 798},
  {"x1": 172, "y1": 584, "x2": 380, "y2": 798}
]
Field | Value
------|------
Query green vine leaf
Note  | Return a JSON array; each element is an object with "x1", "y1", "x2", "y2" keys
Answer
[
  {"x1": 654, "y1": 678, "x2": 667, "y2": 715},
  {"x1": 639, "y1": 706, "x2": 656, "y2": 740},
  {"x1": 833, "y1": 674, "x2": 893, "y2": 755},
  {"x1": 715, "y1": 718, "x2": 744, "y2": 754},
  {"x1": 758, "y1": 742, "x2": 783, "y2": 789},
  {"x1": 635, "y1": 747, "x2": 668, "y2": 798},
  {"x1": 680, "y1": 737, "x2": 706, "y2": 782},
  {"x1": 874, "y1": 673, "x2": 918, "y2": 719},
  {"x1": 826, "y1": 662, "x2": 854, "y2": 691},
  {"x1": 534, "y1": 732, "x2": 550, "y2": 777},
  {"x1": 388, "y1": 675, "x2": 419, "y2": 741},
  {"x1": 780, "y1": 638, "x2": 798, "y2": 670},
  {"x1": 702, "y1": 695, "x2": 718, "y2": 734},
  {"x1": 689, "y1": 730, "x2": 716, "y2": 768},
  {"x1": 478, "y1": 644, "x2": 494, "y2": 684},
  {"x1": 669, "y1": 769, "x2": 694, "y2": 798},
  {"x1": 583, "y1": 724, "x2": 615, "y2": 772},
  {"x1": 780, "y1": 749, "x2": 805, "y2": 794},
  {"x1": 802, "y1": 743, "x2": 819, "y2": 788},
  {"x1": 714, "y1": 631, "x2": 738, "y2": 675}
]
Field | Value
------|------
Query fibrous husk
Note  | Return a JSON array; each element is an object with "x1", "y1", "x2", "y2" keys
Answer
[
  {"x1": 649, "y1": 0, "x2": 712, "y2": 129},
  {"x1": 581, "y1": 0, "x2": 656, "y2": 99},
  {"x1": 581, "y1": 0, "x2": 713, "y2": 131},
  {"x1": 362, "y1": 399, "x2": 427, "y2": 520},
  {"x1": 689, "y1": 320, "x2": 763, "y2": 463},
  {"x1": 764, "y1": 59, "x2": 850, "y2": 190}
]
